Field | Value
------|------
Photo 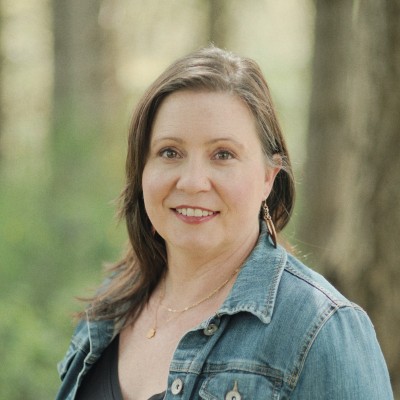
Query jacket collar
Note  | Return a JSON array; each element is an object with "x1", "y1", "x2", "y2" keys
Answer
[
  {"x1": 86, "y1": 222, "x2": 287, "y2": 345},
  {"x1": 217, "y1": 222, "x2": 287, "y2": 324}
]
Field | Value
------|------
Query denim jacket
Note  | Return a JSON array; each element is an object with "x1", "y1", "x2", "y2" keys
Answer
[{"x1": 56, "y1": 225, "x2": 393, "y2": 399}]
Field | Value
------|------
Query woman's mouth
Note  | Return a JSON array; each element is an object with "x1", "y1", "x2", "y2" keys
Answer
[{"x1": 175, "y1": 207, "x2": 217, "y2": 217}]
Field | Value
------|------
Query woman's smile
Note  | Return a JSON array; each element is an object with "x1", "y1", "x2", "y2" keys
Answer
[{"x1": 173, "y1": 206, "x2": 219, "y2": 224}]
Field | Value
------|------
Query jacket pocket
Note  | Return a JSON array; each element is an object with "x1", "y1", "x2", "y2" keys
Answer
[{"x1": 199, "y1": 371, "x2": 282, "y2": 400}]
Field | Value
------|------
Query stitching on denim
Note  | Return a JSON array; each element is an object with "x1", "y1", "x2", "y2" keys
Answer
[
  {"x1": 170, "y1": 360, "x2": 283, "y2": 378},
  {"x1": 202, "y1": 361, "x2": 283, "y2": 378},
  {"x1": 172, "y1": 316, "x2": 228, "y2": 379},
  {"x1": 286, "y1": 303, "x2": 339, "y2": 389},
  {"x1": 265, "y1": 250, "x2": 286, "y2": 317},
  {"x1": 198, "y1": 369, "x2": 284, "y2": 399},
  {"x1": 284, "y1": 263, "x2": 349, "y2": 307},
  {"x1": 217, "y1": 247, "x2": 287, "y2": 323}
]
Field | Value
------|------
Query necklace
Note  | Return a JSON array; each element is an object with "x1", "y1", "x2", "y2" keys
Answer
[
  {"x1": 146, "y1": 277, "x2": 179, "y2": 339},
  {"x1": 146, "y1": 266, "x2": 241, "y2": 339},
  {"x1": 145, "y1": 289, "x2": 163, "y2": 339},
  {"x1": 162, "y1": 266, "x2": 241, "y2": 313}
]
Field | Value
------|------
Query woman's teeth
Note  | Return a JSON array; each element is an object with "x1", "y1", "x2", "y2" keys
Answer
[{"x1": 176, "y1": 208, "x2": 215, "y2": 217}]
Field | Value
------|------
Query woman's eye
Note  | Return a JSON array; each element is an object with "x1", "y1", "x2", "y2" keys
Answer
[
  {"x1": 214, "y1": 150, "x2": 234, "y2": 160},
  {"x1": 160, "y1": 148, "x2": 180, "y2": 159}
]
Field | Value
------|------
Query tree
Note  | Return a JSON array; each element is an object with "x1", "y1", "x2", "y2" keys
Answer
[
  {"x1": 52, "y1": 0, "x2": 107, "y2": 166},
  {"x1": 206, "y1": 0, "x2": 230, "y2": 47},
  {"x1": 46, "y1": 0, "x2": 112, "y2": 295},
  {"x1": 299, "y1": 0, "x2": 400, "y2": 395},
  {"x1": 0, "y1": 7, "x2": 3, "y2": 163}
]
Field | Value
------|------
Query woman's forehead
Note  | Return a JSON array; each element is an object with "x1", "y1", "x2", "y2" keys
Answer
[{"x1": 150, "y1": 90, "x2": 258, "y2": 139}]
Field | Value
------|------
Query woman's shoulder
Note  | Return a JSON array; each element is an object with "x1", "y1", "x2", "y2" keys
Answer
[
  {"x1": 272, "y1": 251, "x2": 392, "y2": 398},
  {"x1": 272, "y1": 249, "x2": 373, "y2": 338},
  {"x1": 57, "y1": 317, "x2": 115, "y2": 380},
  {"x1": 281, "y1": 250, "x2": 360, "y2": 310},
  {"x1": 56, "y1": 317, "x2": 115, "y2": 400}
]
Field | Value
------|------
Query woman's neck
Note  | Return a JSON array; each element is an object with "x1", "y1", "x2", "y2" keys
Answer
[{"x1": 162, "y1": 231, "x2": 258, "y2": 309}]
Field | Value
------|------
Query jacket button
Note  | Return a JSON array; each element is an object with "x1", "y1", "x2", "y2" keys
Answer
[
  {"x1": 225, "y1": 381, "x2": 241, "y2": 400},
  {"x1": 225, "y1": 391, "x2": 241, "y2": 400},
  {"x1": 203, "y1": 323, "x2": 218, "y2": 336},
  {"x1": 171, "y1": 378, "x2": 184, "y2": 395}
]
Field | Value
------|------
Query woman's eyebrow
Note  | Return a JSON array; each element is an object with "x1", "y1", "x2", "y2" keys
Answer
[
  {"x1": 206, "y1": 137, "x2": 245, "y2": 149},
  {"x1": 151, "y1": 136, "x2": 185, "y2": 145},
  {"x1": 151, "y1": 136, "x2": 245, "y2": 149}
]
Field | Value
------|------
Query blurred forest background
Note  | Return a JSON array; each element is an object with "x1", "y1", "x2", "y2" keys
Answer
[{"x1": 0, "y1": 0, "x2": 399, "y2": 398}]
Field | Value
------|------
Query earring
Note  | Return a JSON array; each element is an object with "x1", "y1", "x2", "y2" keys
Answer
[{"x1": 263, "y1": 201, "x2": 277, "y2": 248}]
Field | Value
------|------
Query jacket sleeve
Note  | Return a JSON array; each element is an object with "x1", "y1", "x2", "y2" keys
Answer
[
  {"x1": 290, "y1": 306, "x2": 393, "y2": 400},
  {"x1": 55, "y1": 320, "x2": 89, "y2": 400}
]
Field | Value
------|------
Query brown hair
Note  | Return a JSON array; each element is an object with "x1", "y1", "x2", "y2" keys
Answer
[{"x1": 83, "y1": 46, "x2": 295, "y2": 324}]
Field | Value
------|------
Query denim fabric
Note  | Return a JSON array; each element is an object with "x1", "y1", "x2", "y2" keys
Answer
[{"x1": 56, "y1": 224, "x2": 393, "y2": 399}]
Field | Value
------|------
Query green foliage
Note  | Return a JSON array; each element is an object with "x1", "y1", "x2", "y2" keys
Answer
[
  {"x1": 0, "y1": 293, "x2": 62, "y2": 399},
  {"x1": 0, "y1": 122, "x2": 127, "y2": 398}
]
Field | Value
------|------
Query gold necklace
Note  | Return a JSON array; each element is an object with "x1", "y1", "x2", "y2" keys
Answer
[
  {"x1": 146, "y1": 266, "x2": 241, "y2": 339},
  {"x1": 162, "y1": 266, "x2": 241, "y2": 313},
  {"x1": 146, "y1": 278, "x2": 180, "y2": 339}
]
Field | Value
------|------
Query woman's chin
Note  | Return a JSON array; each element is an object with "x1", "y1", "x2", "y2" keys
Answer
[{"x1": 167, "y1": 236, "x2": 223, "y2": 258}]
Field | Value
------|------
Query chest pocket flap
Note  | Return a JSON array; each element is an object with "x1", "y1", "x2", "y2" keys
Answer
[{"x1": 199, "y1": 371, "x2": 282, "y2": 400}]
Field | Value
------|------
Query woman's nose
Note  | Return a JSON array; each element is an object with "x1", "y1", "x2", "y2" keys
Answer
[{"x1": 175, "y1": 159, "x2": 211, "y2": 193}]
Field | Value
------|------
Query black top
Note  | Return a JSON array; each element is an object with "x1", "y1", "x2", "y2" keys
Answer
[{"x1": 76, "y1": 336, "x2": 165, "y2": 400}]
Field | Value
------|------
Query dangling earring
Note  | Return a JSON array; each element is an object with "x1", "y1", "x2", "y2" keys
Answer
[{"x1": 263, "y1": 201, "x2": 277, "y2": 248}]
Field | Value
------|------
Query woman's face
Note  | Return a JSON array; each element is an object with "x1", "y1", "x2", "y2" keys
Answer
[{"x1": 142, "y1": 90, "x2": 279, "y2": 259}]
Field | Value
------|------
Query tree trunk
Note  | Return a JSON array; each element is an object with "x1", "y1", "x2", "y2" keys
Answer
[
  {"x1": 299, "y1": 0, "x2": 400, "y2": 395},
  {"x1": 51, "y1": 0, "x2": 109, "y2": 192},
  {"x1": 47, "y1": 0, "x2": 109, "y2": 292},
  {"x1": 52, "y1": 0, "x2": 106, "y2": 130},
  {"x1": 0, "y1": 8, "x2": 3, "y2": 163},
  {"x1": 51, "y1": 0, "x2": 118, "y2": 188},
  {"x1": 206, "y1": 0, "x2": 229, "y2": 47}
]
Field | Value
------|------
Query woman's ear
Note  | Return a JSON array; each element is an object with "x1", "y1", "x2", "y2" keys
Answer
[{"x1": 263, "y1": 154, "x2": 281, "y2": 198}]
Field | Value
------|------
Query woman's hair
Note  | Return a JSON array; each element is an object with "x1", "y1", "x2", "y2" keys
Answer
[{"x1": 83, "y1": 46, "x2": 295, "y2": 324}]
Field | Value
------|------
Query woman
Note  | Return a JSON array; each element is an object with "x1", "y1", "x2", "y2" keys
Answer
[{"x1": 56, "y1": 47, "x2": 393, "y2": 399}]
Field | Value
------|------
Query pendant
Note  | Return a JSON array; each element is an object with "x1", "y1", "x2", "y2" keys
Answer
[{"x1": 146, "y1": 328, "x2": 156, "y2": 339}]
